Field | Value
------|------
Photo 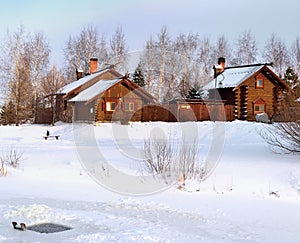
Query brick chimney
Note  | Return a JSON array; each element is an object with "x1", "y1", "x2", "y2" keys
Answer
[
  {"x1": 213, "y1": 57, "x2": 225, "y2": 78},
  {"x1": 89, "y1": 58, "x2": 98, "y2": 74},
  {"x1": 76, "y1": 68, "x2": 83, "y2": 80}
]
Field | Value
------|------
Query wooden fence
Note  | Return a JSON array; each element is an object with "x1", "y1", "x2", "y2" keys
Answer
[{"x1": 141, "y1": 103, "x2": 235, "y2": 122}]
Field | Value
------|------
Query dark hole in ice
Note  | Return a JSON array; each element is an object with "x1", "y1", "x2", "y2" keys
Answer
[{"x1": 27, "y1": 223, "x2": 72, "y2": 233}]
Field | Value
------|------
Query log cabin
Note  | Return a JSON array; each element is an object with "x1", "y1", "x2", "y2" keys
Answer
[
  {"x1": 57, "y1": 58, "x2": 156, "y2": 123},
  {"x1": 69, "y1": 76, "x2": 156, "y2": 123},
  {"x1": 203, "y1": 58, "x2": 291, "y2": 121}
]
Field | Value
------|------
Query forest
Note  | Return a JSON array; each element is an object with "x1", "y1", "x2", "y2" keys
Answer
[{"x1": 0, "y1": 25, "x2": 299, "y2": 125}]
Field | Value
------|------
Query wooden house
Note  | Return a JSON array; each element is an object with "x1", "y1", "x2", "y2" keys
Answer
[
  {"x1": 57, "y1": 58, "x2": 156, "y2": 123},
  {"x1": 69, "y1": 76, "x2": 156, "y2": 123},
  {"x1": 203, "y1": 58, "x2": 291, "y2": 121}
]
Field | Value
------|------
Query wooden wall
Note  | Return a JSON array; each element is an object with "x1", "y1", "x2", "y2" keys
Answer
[
  {"x1": 140, "y1": 102, "x2": 234, "y2": 122},
  {"x1": 73, "y1": 101, "x2": 95, "y2": 122},
  {"x1": 238, "y1": 75, "x2": 276, "y2": 120},
  {"x1": 94, "y1": 82, "x2": 145, "y2": 123}
]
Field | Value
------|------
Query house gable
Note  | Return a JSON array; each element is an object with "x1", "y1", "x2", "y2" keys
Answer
[
  {"x1": 94, "y1": 80, "x2": 154, "y2": 123},
  {"x1": 232, "y1": 66, "x2": 290, "y2": 120},
  {"x1": 59, "y1": 68, "x2": 122, "y2": 100},
  {"x1": 205, "y1": 61, "x2": 292, "y2": 121},
  {"x1": 70, "y1": 76, "x2": 156, "y2": 123}
]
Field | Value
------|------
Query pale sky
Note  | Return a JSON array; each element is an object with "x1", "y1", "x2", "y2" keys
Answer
[{"x1": 1, "y1": 0, "x2": 299, "y2": 65}]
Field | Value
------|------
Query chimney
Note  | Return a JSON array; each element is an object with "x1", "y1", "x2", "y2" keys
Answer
[
  {"x1": 76, "y1": 68, "x2": 83, "y2": 80},
  {"x1": 89, "y1": 58, "x2": 98, "y2": 74},
  {"x1": 213, "y1": 57, "x2": 225, "y2": 78}
]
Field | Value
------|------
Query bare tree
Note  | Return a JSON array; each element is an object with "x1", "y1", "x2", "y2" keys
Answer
[
  {"x1": 3, "y1": 26, "x2": 33, "y2": 125},
  {"x1": 174, "y1": 33, "x2": 199, "y2": 98},
  {"x1": 63, "y1": 25, "x2": 102, "y2": 80},
  {"x1": 139, "y1": 26, "x2": 171, "y2": 102},
  {"x1": 291, "y1": 37, "x2": 300, "y2": 76},
  {"x1": 213, "y1": 35, "x2": 233, "y2": 65},
  {"x1": 263, "y1": 33, "x2": 291, "y2": 77},
  {"x1": 156, "y1": 26, "x2": 170, "y2": 102},
  {"x1": 260, "y1": 122, "x2": 300, "y2": 154},
  {"x1": 1, "y1": 26, "x2": 51, "y2": 125},
  {"x1": 140, "y1": 36, "x2": 157, "y2": 94},
  {"x1": 234, "y1": 30, "x2": 258, "y2": 64},
  {"x1": 140, "y1": 29, "x2": 201, "y2": 101},
  {"x1": 109, "y1": 25, "x2": 128, "y2": 71},
  {"x1": 40, "y1": 64, "x2": 66, "y2": 125},
  {"x1": 28, "y1": 32, "x2": 50, "y2": 123},
  {"x1": 197, "y1": 36, "x2": 214, "y2": 85}
]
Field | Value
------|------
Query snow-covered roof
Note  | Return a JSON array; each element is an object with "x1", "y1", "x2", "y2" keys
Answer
[
  {"x1": 69, "y1": 78, "x2": 121, "y2": 102},
  {"x1": 58, "y1": 68, "x2": 118, "y2": 95},
  {"x1": 58, "y1": 72, "x2": 99, "y2": 94},
  {"x1": 203, "y1": 65, "x2": 264, "y2": 90}
]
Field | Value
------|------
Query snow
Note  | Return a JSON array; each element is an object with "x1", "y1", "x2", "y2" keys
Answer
[
  {"x1": 69, "y1": 79, "x2": 121, "y2": 102},
  {"x1": 0, "y1": 121, "x2": 300, "y2": 242},
  {"x1": 58, "y1": 70, "x2": 109, "y2": 95},
  {"x1": 203, "y1": 65, "x2": 263, "y2": 90}
]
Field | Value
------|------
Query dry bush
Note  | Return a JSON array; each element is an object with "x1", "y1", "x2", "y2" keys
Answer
[
  {"x1": 143, "y1": 135, "x2": 206, "y2": 188},
  {"x1": 143, "y1": 137, "x2": 173, "y2": 179},
  {"x1": 1, "y1": 159, "x2": 7, "y2": 176},
  {"x1": 260, "y1": 122, "x2": 300, "y2": 154},
  {"x1": 1, "y1": 146, "x2": 24, "y2": 169}
]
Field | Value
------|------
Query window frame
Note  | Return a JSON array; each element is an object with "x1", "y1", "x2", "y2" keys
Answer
[
  {"x1": 254, "y1": 104, "x2": 265, "y2": 114},
  {"x1": 106, "y1": 101, "x2": 116, "y2": 111},
  {"x1": 253, "y1": 97, "x2": 266, "y2": 115},
  {"x1": 125, "y1": 102, "x2": 134, "y2": 111},
  {"x1": 256, "y1": 79, "x2": 264, "y2": 89}
]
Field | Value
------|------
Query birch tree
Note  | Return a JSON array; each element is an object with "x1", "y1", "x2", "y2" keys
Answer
[
  {"x1": 234, "y1": 30, "x2": 258, "y2": 64},
  {"x1": 213, "y1": 35, "x2": 233, "y2": 65},
  {"x1": 291, "y1": 37, "x2": 300, "y2": 77},
  {"x1": 63, "y1": 25, "x2": 102, "y2": 80},
  {"x1": 157, "y1": 26, "x2": 170, "y2": 102},
  {"x1": 29, "y1": 32, "x2": 50, "y2": 123},
  {"x1": 263, "y1": 33, "x2": 290, "y2": 77},
  {"x1": 197, "y1": 36, "x2": 214, "y2": 85},
  {"x1": 1, "y1": 26, "x2": 50, "y2": 125},
  {"x1": 4, "y1": 26, "x2": 32, "y2": 125},
  {"x1": 140, "y1": 36, "x2": 157, "y2": 93},
  {"x1": 109, "y1": 25, "x2": 128, "y2": 71}
]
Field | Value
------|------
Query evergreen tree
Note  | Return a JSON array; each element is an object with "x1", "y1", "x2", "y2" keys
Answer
[
  {"x1": 283, "y1": 67, "x2": 300, "y2": 107},
  {"x1": 132, "y1": 63, "x2": 145, "y2": 87},
  {"x1": 283, "y1": 67, "x2": 299, "y2": 89},
  {"x1": 187, "y1": 87, "x2": 201, "y2": 99}
]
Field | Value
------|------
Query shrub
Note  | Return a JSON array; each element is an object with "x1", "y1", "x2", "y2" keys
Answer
[{"x1": 260, "y1": 122, "x2": 300, "y2": 154}]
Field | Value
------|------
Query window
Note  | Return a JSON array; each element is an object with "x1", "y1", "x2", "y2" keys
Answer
[
  {"x1": 106, "y1": 102, "x2": 116, "y2": 111},
  {"x1": 256, "y1": 79, "x2": 264, "y2": 88},
  {"x1": 253, "y1": 97, "x2": 266, "y2": 115},
  {"x1": 180, "y1": 104, "x2": 191, "y2": 109},
  {"x1": 254, "y1": 104, "x2": 265, "y2": 114},
  {"x1": 125, "y1": 102, "x2": 134, "y2": 111}
]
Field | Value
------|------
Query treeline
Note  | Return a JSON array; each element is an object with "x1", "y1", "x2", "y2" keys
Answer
[{"x1": 0, "y1": 24, "x2": 299, "y2": 125}]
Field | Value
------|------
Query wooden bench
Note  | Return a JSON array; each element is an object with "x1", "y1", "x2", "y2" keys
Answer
[{"x1": 43, "y1": 135, "x2": 60, "y2": 140}]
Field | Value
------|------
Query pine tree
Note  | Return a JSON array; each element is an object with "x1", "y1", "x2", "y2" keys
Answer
[
  {"x1": 283, "y1": 67, "x2": 300, "y2": 108},
  {"x1": 187, "y1": 87, "x2": 201, "y2": 99},
  {"x1": 132, "y1": 63, "x2": 145, "y2": 87},
  {"x1": 283, "y1": 67, "x2": 299, "y2": 89}
]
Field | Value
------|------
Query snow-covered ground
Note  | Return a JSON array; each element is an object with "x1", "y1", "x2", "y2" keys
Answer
[{"x1": 0, "y1": 121, "x2": 299, "y2": 242}]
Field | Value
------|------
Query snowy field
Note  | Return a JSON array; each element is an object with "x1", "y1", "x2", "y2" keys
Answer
[{"x1": 0, "y1": 121, "x2": 300, "y2": 242}]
